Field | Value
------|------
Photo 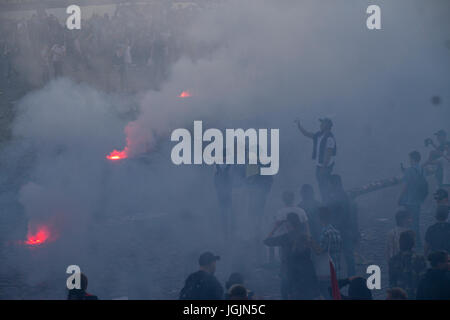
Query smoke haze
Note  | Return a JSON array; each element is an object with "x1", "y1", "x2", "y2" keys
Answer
[{"x1": 1, "y1": 0, "x2": 449, "y2": 299}]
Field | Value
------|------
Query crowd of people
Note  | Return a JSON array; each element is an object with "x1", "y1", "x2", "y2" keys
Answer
[
  {"x1": 2, "y1": 2, "x2": 448, "y2": 302},
  {"x1": 66, "y1": 119, "x2": 450, "y2": 300},
  {"x1": 177, "y1": 120, "x2": 449, "y2": 300},
  {"x1": 0, "y1": 2, "x2": 211, "y2": 92}
]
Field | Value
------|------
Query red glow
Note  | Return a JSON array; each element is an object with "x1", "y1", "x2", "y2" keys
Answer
[
  {"x1": 25, "y1": 227, "x2": 50, "y2": 246},
  {"x1": 178, "y1": 91, "x2": 192, "y2": 98},
  {"x1": 106, "y1": 148, "x2": 128, "y2": 160}
]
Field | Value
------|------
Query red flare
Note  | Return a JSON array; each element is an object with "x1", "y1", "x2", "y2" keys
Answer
[
  {"x1": 25, "y1": 226, "x2": 50, "y2": 246},
  {"x1": 178, "y1": 91, "x2": 192, "y2": 98},
  {"x1": 106, "y1": 148, "x2": 128, "y2": 160}
]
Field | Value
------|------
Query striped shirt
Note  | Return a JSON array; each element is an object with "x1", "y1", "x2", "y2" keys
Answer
[{"x1": 320, "y1": 224, "x2": 342, "y2": 277}]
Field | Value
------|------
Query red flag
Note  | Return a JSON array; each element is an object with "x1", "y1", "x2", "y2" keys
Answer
[{"x1": 329, "y1": 258, "x2": 342, "y2": 300}]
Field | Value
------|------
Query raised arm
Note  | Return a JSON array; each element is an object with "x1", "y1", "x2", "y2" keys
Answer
[{"x1": 294, "y1": 119, "x2": 315, "y2": 139}]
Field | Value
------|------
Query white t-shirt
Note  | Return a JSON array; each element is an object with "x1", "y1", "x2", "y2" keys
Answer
[{"x1": 316, "y1": 135, "x2": 336, "y2": 167}]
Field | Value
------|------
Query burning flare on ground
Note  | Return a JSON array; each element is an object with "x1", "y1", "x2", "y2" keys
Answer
[
  {"x1": 178, "y1": 90, "x2": 192, "y2": 98},
  {"x1": 25, "y1": 226, "x2": 50, "y2": 246},
  {"x1": 106, "y1": 148, "x2": 129, "y2": 160}
]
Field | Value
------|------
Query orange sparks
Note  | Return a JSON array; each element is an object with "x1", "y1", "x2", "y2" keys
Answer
[
  {"x1": 178, "y1": 91, "x2": 192, "y2": 98},
  {"x1": 106, "y1": 148, "x2": 128, "y2": 160}
]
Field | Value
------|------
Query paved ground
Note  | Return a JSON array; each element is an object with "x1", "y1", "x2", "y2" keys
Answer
[{"x1": 0, "y1": 71, "x2": 441, "y2": 300}]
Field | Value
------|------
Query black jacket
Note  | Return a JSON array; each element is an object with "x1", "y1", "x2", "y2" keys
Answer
[
  {"x1": 416, "y1": 269, "x2": 450, "y2": 300},
  {"x1": 179, "y1": 270, "x2": 224, "y2": 300}
]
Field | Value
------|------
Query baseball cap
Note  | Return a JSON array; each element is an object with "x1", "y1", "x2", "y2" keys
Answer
[
  {"x1": 434, "y1": 129, "x2": 447, "y2": 137},
  {"x1": 199, "y1": 252, "x2": 220, "y2": 266},
  {"x1": 434, "y1": 189, "x2": 448, "y2": 201},
  {"x1": 319, "y1": 118, "x2": 333, "y2": 127}
]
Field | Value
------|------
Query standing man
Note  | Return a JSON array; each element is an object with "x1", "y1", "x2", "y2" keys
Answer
[
  {"x1": 298, "y1": 184, "x2": 322, "y2": 242},
  {"x1": 434, "y1": 188, "x2": 449, "y2": 211},
  {"x1": 295, "y1": 118, "x2": 337, "y2": 203},
  {"x1": 246, "y1": 162, "x2": 273, "y2": 263},
  {"x1": 416, "y1": 251, "x2": 450, "y2": 300},
  {"x1": 388, "y1": 230, "x2": 427, "y2": 299},
  {"x1": 214, "y1": 162, "x2": 233, "y2": 242},
  {"x1": 50, "y1": 41, "x2": 66, "y2": 79},
  {"x1": 179, "y1": 252, "x2": 223, "y2": 300},
  {"x1": 424, "y1": 206, "x2": 450, "y2": 256},
  {"x1": 399, "y1": 151, "x2": 429, "y2": 248},
  {"x1": 424, "y1": 130, "x2": 450, "y2": 186}
]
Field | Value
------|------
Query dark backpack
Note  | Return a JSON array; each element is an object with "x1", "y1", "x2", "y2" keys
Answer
[{"x1": 179, "y1": 272, "x2": 207, "y2": 300}]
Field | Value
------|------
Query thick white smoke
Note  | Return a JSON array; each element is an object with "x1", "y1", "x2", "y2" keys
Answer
[{"x1": 3, "y1": 0, "x2": 449, "y2": 298}]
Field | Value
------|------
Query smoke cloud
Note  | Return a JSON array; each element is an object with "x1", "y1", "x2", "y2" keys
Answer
[{"x1": 2, "y1": 0, "x2": 449, "y2": 298}]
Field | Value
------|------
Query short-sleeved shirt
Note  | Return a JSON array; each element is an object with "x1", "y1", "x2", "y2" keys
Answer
[{"x1": 425, "y1": 222, "x2": 450, "y2": 253}]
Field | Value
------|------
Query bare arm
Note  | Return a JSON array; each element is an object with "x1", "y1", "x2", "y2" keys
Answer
[
  {"x1": 294, "y1": 119, "x2": 315, "y2": 139},
  {"x1": 266, "y1": 220, "x2": 284, "y2": 239}
]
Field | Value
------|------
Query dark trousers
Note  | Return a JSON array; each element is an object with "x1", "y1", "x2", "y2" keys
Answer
[
  {"x1": 342, "y1": 235, "x2": 356, "y2": 277},
  {"x1": 53, "y1": 61, "x2": 63, "y2": 78},
  {"x1": 216, "y1": 192, "x2": 232, "y2": 241},
  {"x1": 405, "y1": 204, "x2": 422, "y2": 247},
  {"x1": 280, "y1": 274, "x2": 289, "y2": 300},
  {"x1": 315, "y1": 164, "x2": 333, "y2": 203},
  {"x1": 318, "y1": 279, "x2": 332, "y2": 300}
]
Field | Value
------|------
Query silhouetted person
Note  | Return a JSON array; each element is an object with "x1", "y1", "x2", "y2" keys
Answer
[
  {"x1": 434, "y1": 188, "x2": 449, "y2": 212},
  {"x1": 298, "y1": 184, "x2": 322, "y2": 242},
  {"x1": 388, "y1": 230, "x2": 426, "y2": 298},
  {"x1": 269, "y1": 191, "x2": 309, "y2": 264},
  {"x1": 67, "y1": 273, "x2": 98, "y2": 300},
  {"x1": 386, "y1": 210, "x2": 412, "y2": 261},
  {"x1": 386, "y1": 287, "x2": 408, "y2": 300},
  {"x1": 225, "y1": 273, "x2": 255, "y2": 300},
  {"x1": 399, "y1": 150, "x2": 428, "y2": 247},
  {"x1": 264, "y1": 212, "x2": 319, "y2": 300},
  {"x1": 335, "y1": 276, "x2": 372, "y2": 300},
  {"x1": 416, "y1": 251, "x2": 450, "y2": 300},
  {"x1": 214, "y1": 162, "x2": 233, "y2": 241},
  {"x1": 424, "y1": 205, "x2": 450, "y2": 256},
  {"x1": 179, "y1": 252, "x2": 223, "y2": 300},
  {"x1": 295, "y1": 117, "x2": 336, "y2": 203},
  {"x1": 227, "y1": 284, "x2": 248, "y2": 300},
  {"x1": 246, "y1": 163, "x2": 273, "y2": 244},
  {"x1": 424, "y1": 130, "x2": 450, "y2": 186},
  {"x1": 311, "y1": 206, "x2": 342, "y2": 299},
  {"x1": 327, "y1": 174, "x2": 356, "y2": 277}
]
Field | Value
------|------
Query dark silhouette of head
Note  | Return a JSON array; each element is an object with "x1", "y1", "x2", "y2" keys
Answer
[
  {"x1": 428, "y1": 251, "x2": 449, "y2": 270},
  {"x1": 395, "y1": 210, "x2": 412, "y2": 227},
  {"x1": 226, "y1": 272, "x2": 245, "y2": 291},
  {"x1": 227, "y1": 284, "x2": 248, "y2": 300},
  {"x1": 199, "y1": 252, "x2": 220, "y2": 275},
  {"x1": 348, "y1": 277, "x2": 372, "y2": 300},
  {"x1": 386, "y1": 287, "x2": 408, "y2": 300}
]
